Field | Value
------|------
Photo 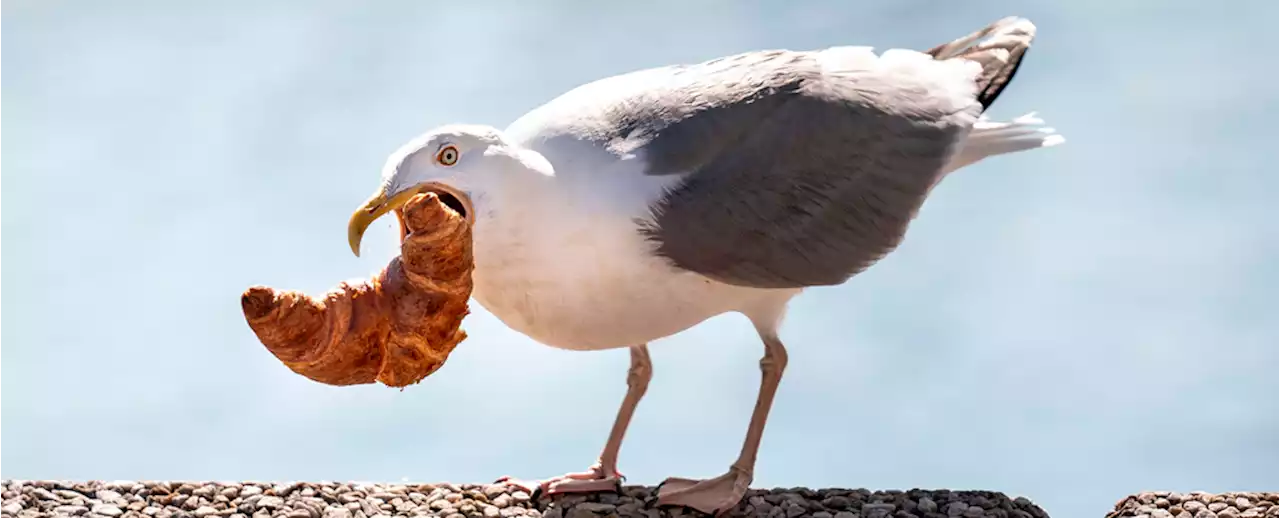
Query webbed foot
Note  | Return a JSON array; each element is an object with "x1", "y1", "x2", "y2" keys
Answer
[
  {"x1": 656, "y1": 465, "x2": 752, "y2": 516},
  {"x1": 496, "y1": 463, "x2": 624, "y2": 497}
]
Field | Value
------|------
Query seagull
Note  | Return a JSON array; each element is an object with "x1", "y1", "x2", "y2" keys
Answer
[{"x1": 345, "y1": 16, "x2": 1063, "y2": 516}]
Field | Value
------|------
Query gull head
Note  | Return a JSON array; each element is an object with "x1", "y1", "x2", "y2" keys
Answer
[{"x1": 346, "y1": 124, "x2": 544, "y2": 257}]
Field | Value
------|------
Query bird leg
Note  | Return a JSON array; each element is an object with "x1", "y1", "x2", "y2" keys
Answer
[
  {"x1": 497, "y1": 345, "x2": 652, "y2": 495},
  {"x1": 657, "y1": 333, "x2": 788, "y2": 516}
]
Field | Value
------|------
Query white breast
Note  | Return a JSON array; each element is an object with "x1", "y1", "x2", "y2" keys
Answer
[{"x1": 467, "y1": 153, "x2": 770, "y2": 351}]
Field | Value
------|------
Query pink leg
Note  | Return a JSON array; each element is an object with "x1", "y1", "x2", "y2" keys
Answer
[
  {"x1": 657, "y1": 332, "x2": 788, "y2": 516},
  {"x1": 498, "y1": 345, "x2": 652, "y2": 495}
]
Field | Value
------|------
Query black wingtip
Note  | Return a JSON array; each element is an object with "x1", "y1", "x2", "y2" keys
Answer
[
  {"x1": 927, "y1": 17, "x2": 1038, "y2": 111},
  {"x1": 976, "y1": 45, "x2": 1029, "y2": 111}
]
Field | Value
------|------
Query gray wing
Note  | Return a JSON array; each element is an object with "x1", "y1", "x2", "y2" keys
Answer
[{"x1": 506, "y1": 18, "x2": 1033, "y2": 289}]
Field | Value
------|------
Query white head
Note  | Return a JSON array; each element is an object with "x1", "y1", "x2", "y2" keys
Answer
[{"x1": 346, "y1": 124, "x2": 548, "y2": 257}]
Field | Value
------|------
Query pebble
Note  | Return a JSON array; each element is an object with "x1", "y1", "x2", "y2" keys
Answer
[
  {"x1": 0, "y1": 480, "x2": 1054, "y2": 518},
  {"x1": 256, "y1": 496, "x2": 285, "y2": 510},
  {"x1": 1112, "y1": 492, "x2": 1279, "y2": 518},
  {"x1": 92, "y1": 504, "x2": 124, "y2": 517},
  {"x1": 56, "y1": 504, "x2": 89, "y2": 515}
]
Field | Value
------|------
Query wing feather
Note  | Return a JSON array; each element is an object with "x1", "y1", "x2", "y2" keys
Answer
[{"x1": 505, "y1": 18, "x2": 1038, "y2": 289}]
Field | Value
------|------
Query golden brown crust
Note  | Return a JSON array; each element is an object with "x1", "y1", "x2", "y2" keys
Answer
[{"x1": 240, "y1": 192, "x2": 473, "y2": 388}]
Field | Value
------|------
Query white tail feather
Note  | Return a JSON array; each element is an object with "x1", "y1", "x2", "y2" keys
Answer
[{"x1": 942, "y1": 112, "x2": 1065, "y2": 174}]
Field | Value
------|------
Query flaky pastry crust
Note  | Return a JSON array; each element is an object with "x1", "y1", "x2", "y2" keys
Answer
[{"x1": 240, "y1": 192, "x2": 473, "y2": 388}]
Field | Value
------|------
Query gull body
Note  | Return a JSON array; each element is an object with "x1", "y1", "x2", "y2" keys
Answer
[
  {"x1": 467, "y1": 130, "x2": 797, "y2": 352},
  {"x1": 347, "y1": 17, "x2": 1063, "y2": 516}
]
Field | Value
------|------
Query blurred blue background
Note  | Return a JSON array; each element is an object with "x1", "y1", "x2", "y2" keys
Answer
[{"x1": 3, "y1": 2, "x2": 1276, "y2": 517}]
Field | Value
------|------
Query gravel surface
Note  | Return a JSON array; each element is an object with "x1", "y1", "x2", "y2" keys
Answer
[
  {"x1": 1107, "y1": 492, "x2": 1278, "y2": 518},
  {"x1": 0, "y1": 481, "x2": 1051, "y2": 518}
]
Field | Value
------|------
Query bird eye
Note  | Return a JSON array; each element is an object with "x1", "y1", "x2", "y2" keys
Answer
[{"x1": 436, "y1": 145, "x2": 459, "y2": 166}]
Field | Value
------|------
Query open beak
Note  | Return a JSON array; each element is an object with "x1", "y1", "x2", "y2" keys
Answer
[{"x1": 346, "y1": 183, "x2": 472, "y2": 257}]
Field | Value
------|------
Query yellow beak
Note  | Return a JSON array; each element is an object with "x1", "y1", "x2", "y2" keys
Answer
[{"x1": 347, "y1": 185, "x2": 426, "y2": 257}]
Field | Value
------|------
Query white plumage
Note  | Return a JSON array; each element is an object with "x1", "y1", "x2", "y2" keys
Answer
[{"x1": 346, "y1": 16, "x2": 1063, "y2": 516}]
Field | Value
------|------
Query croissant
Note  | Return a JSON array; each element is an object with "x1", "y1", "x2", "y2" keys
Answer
[{"x1": 239, "y1": 192, "x2": 473, "y2": 388}]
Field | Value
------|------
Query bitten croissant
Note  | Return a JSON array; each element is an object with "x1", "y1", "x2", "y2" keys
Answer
[{"x1": 240, "y1": 192, "x2": 473, "y2": 388}]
